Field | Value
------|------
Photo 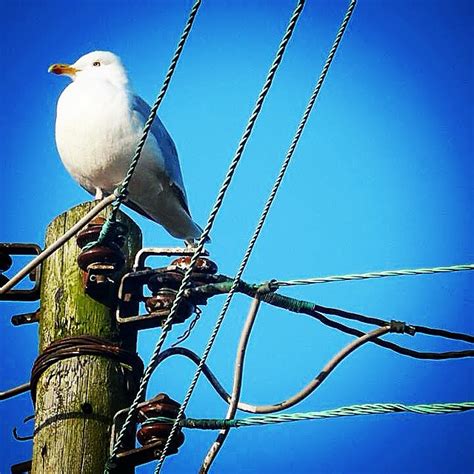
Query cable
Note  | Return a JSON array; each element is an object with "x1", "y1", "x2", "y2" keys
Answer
[
  {"x1": 159, "y1": 1, "x2": 360, "y2": 470},
  {"x1": 30, "y1": 336, "x2": 143, "y2": 401},
  {"x1": 276, "y1": 263, "x2": 474, "y2": 287},
  {"x1": 108, "y1": 0, "x2": 203, "y2": 220},
  {"x1": 201, "y1": 3, "x2": 360, "y2": 464},
  {"x1": 107, "y1": 2, "x2": 204, "y2": 464},
  {"x1": 112, "y1": 1, "x2": 306, "y2": 467},
  {"x1": 201, "y1": 297, "x2": 262, "y2": 472},
  {"x1": 151, "y1": 325, "x2": 473, "y2": 417},
  {"x1": 143, "y1": 401, "x2": 474, "y2": 430},
  {"x1": 299, "y1": 308, "x2": 474, "y2": 360},
  {"x1": 189, "y1": 279, "x2": 474, "y2": 358},
  {"x1": 154, "y1": 3, "x2": 308, "y2": 471},
  {"x1": 200, "y1": 325, "x2": 390, "y2": 473},
  {"x1": 312, "y1": 303, "x2": 474, "y2": 344},
  {"x1": 0, "y1": 382, "x2": 31, "y2": 401}
]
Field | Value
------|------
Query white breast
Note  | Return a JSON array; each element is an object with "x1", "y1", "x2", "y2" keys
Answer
[{"x1": 55, "y1": 79, "x2": 141, "y2": 193}]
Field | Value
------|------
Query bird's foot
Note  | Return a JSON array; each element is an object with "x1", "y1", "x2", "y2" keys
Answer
[
  {"x1": 185, "y1": 239, "x2": 198, "y2": 249},
  {"x1": 94, "y1": 188, "x2": 104, "y2": 200}
]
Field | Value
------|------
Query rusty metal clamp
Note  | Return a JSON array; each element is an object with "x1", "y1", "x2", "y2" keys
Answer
[{"x1": 116, "y1": 248, "x2": 218, "y2": 331}]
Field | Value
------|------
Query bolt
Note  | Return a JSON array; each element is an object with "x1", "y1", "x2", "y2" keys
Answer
[{"x1": 81, "y1": 402, "x2": 93, "y2": 414}]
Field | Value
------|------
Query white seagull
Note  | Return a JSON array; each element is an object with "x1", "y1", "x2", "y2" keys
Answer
[{"x1": 49, "y1": 50, "x2": 204, "y2": 244}]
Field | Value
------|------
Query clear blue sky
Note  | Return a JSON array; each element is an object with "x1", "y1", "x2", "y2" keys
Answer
[{"x1": 0, "y1": 0, "x2": 473, "y2": 473}]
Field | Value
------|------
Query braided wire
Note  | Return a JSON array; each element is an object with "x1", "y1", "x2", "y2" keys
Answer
[
  {"x1": 109, "y1": 0, "x2": 202, "y2": 220},
  {"x1": 228, "y1": 401, "x2": 474, "y2": 426},
  {"x1": 201, "y1": 1, "x2": 357, "y2": 470},
  {"x1": 276, "y1": 263, "x2": 474, "y2": 287},
  {"x1": 107, "y1": 1, "x2": 203, "y2": 464},
  {"x1": 143, "y1": 401, "x2": 474, "y2": 429},
  {"x1": 112, "y1": 1, "x2": 306, "y2": 468},
  {"x1": 154, "y1": 2, "x2": 307, "y2": 471}
]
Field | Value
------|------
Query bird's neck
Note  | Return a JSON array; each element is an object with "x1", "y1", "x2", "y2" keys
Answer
[{"x1": 73, "y1": 69, "x2": 130, "y2": 91}]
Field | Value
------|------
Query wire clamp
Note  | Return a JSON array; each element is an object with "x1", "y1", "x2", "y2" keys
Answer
[
  {"x1": 390, "y1": 320, "x2": 416, "y2": 335},
  {"x1": 256, "y1": 279, "x2": 279, "y2": 295}
]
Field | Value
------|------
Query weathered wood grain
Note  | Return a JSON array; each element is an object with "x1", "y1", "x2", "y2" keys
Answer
[{"x1": 32, "y1": 202, "x2": 142, "y2": 474}]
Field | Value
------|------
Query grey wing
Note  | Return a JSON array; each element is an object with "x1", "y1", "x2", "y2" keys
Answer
[{"x1": 132, "y1": 95, "x2": 191, "y2": 216}]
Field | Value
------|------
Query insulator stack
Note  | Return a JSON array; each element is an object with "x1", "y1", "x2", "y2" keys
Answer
[
  {"x1": 76, "y1": 217, "x2": 127, "y2": 272},
  {"x1": 137, "y1": 393, "x2": 185, "y2": 456},
  {"x1": 76, "y1": 217, "x2": 128, "y2": 305}
]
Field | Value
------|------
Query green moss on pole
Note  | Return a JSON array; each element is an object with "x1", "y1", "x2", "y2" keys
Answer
[{"x1": 32, "y1": 202, "x2": 142, "y2": 474}]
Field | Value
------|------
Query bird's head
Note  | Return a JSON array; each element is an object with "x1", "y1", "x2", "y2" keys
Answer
[{"x1": 48, "y1": 51, "x2": 128, "y2": 86}]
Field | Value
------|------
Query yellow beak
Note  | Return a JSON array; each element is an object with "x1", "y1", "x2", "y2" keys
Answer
[{"x1": 48, "y1": 63, "x2": 78, "y2": 76}]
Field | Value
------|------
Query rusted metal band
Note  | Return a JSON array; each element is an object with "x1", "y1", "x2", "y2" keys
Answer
[{"x1": 30, "y1": 335, "x2": 143, "y2": 401}]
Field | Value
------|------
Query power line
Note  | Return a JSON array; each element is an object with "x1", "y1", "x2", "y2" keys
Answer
[
  {"x1": 201, "y1": 323, "x2": 389, "y2": 471},
  {"x1": 189, "y1": 279, "x2": 474, "y2": 359},
  {"x1": 106, "y1": 0, "x2": 203, "y2": 221},
  {"x1": 155, "y1": 2, "x2": 307, "y2": 471},
  {"x1": 0, "y1": 194, "x2": 116, "y2": 295},
  {"x1": 107, "y1": 0, "x2": 204, "y2": 465},
  {"x1": 110, "y1": 1, "x2": 308, "y2": 469},
  {"x1": 142, "y1": 401, "x2": 474, "y2": 430},
  {"x1": 312, "y1": 302, "x2": 474, "y2": 344},
  {"x1": 201, "y1": 0, "x2": 358, "y2": 469},
  {"x1": 276, "y1": 263, "x2": 474, "y2": 287}
]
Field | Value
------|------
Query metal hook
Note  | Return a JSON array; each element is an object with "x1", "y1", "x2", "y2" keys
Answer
[{"x1": 12, "y1": 414, "x2": 35, "y2": 441}]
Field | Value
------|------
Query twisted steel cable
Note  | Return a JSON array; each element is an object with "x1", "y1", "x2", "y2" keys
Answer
[
  {"x1": 189, "y1": 278, "x2": 474, "y2": 358},
  {"x1": 107, "y1": 0, "x2": 203, "y2": 464},
  {"x1": 276, "y1": 263, "x2": 474, "y2": 287},
  {"x1": 109, "y1": 0, "x2": 202, "y2": 219},
  {"x1": 201, "y1": 1, "x2": 358, "y2": 470},
  {"x1": 154, "y1": 2, "x2": 307, "y2": 471},
  {"x1": 112, "y1": 0, "x2": 307, "y2": 467},
  {"x1": 144, "y1": 401, "x2": 474, "y2": 430}
]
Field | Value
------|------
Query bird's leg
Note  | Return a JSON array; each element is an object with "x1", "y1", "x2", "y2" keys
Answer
[
  {"x1": 94, "y1": 188, "x2": 104, "y2": 200},
  {"x1": 185, "y1": 239, "x2": 197, "y2": 249}
]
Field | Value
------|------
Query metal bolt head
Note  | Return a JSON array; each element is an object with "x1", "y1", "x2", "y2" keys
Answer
[{"x1": 0, "y1": 252, "x2": 13, "y2": 272}]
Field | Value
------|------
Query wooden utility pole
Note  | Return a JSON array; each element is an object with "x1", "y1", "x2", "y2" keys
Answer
[{"x1": 31, "y1": 202, "x2": 142, "y2": 474}]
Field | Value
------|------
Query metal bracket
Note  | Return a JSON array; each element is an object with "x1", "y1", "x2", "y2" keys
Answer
[
  {"x1": 0, "y1": 244, "x2": 41, "y2": 301},
  {"x1": 116, "y1": 247, "x2": 214, "y2": 331},
  {"x1": 11, "y1": 309, "x2": 40, "y2": 326},
  {"x1": 132, "y1": 247, "x2": 208, "y2": 271},
  {"x1": 0, "y1": 382, "x2": 31, "y2": 401},
  {"x1": 10, "y1": 460, "x2": 32, "y2": 474},
  {"x1": 109, "y1": 395, "x2": 183, "y2": 470},
  {"x1": 109, "y1": 403, "x2": 153, "y2": 470}
]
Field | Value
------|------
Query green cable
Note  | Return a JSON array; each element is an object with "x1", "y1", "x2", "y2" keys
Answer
[
  {"x1": 142, "y1": 401, "x2": 474, "y2": 430},
  {"x1": 276, "y1": 264, "x2": 474, "y2": 287}
]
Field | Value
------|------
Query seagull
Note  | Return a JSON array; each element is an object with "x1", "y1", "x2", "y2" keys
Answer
[{"x1": 49, "y1": 50, "x2": 204, "y2": 244}]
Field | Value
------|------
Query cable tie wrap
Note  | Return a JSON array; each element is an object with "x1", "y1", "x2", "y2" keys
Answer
[
  {"x1": 256, "y1": 279, "x2": 279, "y2": 295},
  {"x1": 390, "y1": 320, "x2": 416, "y2": 335},
  {"x1": 81, "y1": 220, "x2": 128, "y2": 251}
]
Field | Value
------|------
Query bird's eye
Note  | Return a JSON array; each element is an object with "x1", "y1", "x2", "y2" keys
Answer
[{"x1": 93, "y1": 61, "x2": 101, "y2": 67}]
